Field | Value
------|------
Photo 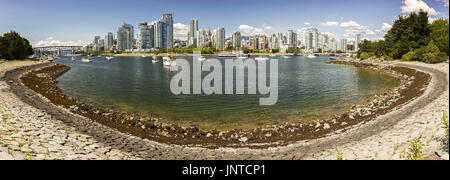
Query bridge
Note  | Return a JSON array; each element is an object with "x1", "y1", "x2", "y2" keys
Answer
[{"x1": 33, "y1": 46, "x2": 83, "y2": 58}]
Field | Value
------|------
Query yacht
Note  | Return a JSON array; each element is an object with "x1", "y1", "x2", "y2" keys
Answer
[
  {"x1": 163, "y1": 56, "x2": 176, "y2": 66},
  {"x1": 152, "y1": 59, "x2": 158, "y2": 63},
  {"x1": 236, "y1": 51, "x2": 249, "y2": 59},
  {"x1": 307, "y1": 54, "x2": 317, "y2": 58},
  {"x1": 283, "y1": 55, "x2": 290, "y2": 59},
  {"x1": 269, "y1": 54, "x2": 276, "y2": 57},
  {"x1": 163, "y1": 31, "x2": 175, "y2": 66},
  {"x1": 198, "y1": 56, "x2": 206, "y2": 61},
  {"x1": 218, "y1": 53, "x2": 237, "y2": 58},
  {"x1": 82, "y1": 57, "x2": 91, "y2": 63},
  {"x1": 255, "y1": 56, "x2": 269, "y2": 61}
]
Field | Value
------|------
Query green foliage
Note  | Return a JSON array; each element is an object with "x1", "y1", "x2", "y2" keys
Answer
[
  {"x1": 421, "y1": 40, "x2": 447, "y2": 63},
  {"x1": 402, "y1": 51, "x2": 415, "y2": 61},
  {"x1": 406, "y1": 135, "x2": 424, "y2": 160},
  {"x1": 336, "y1": 150, "x2": 345, "y2": 160},
  {"x1": 331, "y1": 50, "x2": 345, "y2": 54},
  {"x1": 285, "y1": 49, "x2": 302, "y2": 54},
  {"x1": 441, "y1": 114, "x2": 449, "y2": 152},
  {"x1": 358, "y1": 11, "x2": 448, "y2": 63},
  {"x1": 360, "y1": 52, "x2": 370, "y2": 60},
  {"x1": 0, "y1": 31, "x2": 33, "y2": 60},
  {"x1": 443, "y1": 114, "x2": 449, "y2": 138},
  {"x1": 429, "y1": 19, "x2": 449, "y2": 56}
]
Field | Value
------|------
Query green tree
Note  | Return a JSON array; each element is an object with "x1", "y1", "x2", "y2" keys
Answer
[
  {"x1": 430, "y1": 18, "x2": 449, "y2": 56},
  {"x1": 393, "y1": 35, "x2": 412, "y2": 59},
  {"x1": 0, "y1": 31, "x2": 33, "y2": 60}
]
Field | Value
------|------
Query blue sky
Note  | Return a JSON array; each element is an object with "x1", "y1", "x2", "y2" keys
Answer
[{"x1": 0, "y1": 0, "x2": 448, "y2": 47}]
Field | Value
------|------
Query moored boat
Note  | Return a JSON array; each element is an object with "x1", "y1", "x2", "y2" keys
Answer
[
  {"x1": 255, "y1": 56, "x2": 269, "y2": 61},
  {"x1": 82, "y1": 57, "x2": 91, "y2": 63}
]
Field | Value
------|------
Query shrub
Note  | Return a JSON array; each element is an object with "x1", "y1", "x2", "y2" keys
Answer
[
  {"x1": 406, "y1": 135, "x2": 424, "y2": 160},
  {"x1": 442, "y1": 114, "x2": 449, "y2": 152},
  {"x1": 421, "y1": 41, "x2": 447, "y2": 63},
  {"x1": 402, "y1": 51, "x2": 415, "y2": 61},
  {"x1": 336, "y1": 150, "x2": 345, "y2": 160},
  {"x1": 360, "y1": 52, "x2": 370, "y2": 60}
]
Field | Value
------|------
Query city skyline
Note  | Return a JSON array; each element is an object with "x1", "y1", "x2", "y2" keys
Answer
[{"x1": 0, "y1": 0, "x2": 448, "y2": 47}]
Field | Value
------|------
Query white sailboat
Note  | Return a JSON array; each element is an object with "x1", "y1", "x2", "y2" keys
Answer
[
  {"x1": 163, "y1": 26, "x2": 175, "y2": 67},
  {"x1": 72, "y1": 56, "x2": 76, "y2": 61}
]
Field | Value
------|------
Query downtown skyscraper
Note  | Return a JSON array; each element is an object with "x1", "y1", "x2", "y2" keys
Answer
[
  {"x1": 215, "y1": 27, "x2": 225, "y2": 50},
  {"x1": 287, "y1": 30, "x2": 297, "y2": 49},
  {"x1": 105, "y1": 32, "x2": 114, "y2": 50},
  {"x1": 189, "y1": 19, "x2": 198, "y2": 46},
  {"x1": 152, "y1": 13, "x2": 174, "y2": 49}
]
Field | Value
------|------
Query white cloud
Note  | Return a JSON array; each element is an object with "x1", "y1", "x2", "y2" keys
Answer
[
  {"x1": 33, "y1": 38, "x2": 88, "y2": 47},
  {"x1": 238, "y1": 25, "x2": 266, "y2": 36},
  {"x1": 322, "y1": 32, "x2": 335, "y2": 37},
  {"x1": 320, "y1": 21, "x2": 339, "y2": 27},
  {"x1": 340, "y1": 21, "x2": 375, "y2": 35},
  {"x1": 304, "y1": 22, "x2": 311, "y2": 25},
  {"x1": 428, "y1": 17, "x2": 437, "y2": 23},
  {"x1": 375, "y1": 23, "x2": 392, "y2": 33},
  {"x1": 437, "y1": 0, "x2": 449, "y2": 7},
  {"x1": 174, "y1": 23, "x2": 189, "y2": 41},
  {"x1": 340, "y1": 21, "x2": 360, "y2": 28},
  {"x1": 263, "y1": 23, "x2": 272, "y2": 30},
  {"x1": 401, "y1": 0, "x2": 440, "y2": 16}
]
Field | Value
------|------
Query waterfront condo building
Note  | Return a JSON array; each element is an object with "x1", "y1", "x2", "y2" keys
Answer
[
  {"x1": 215, "y1": 27, "x2": 225, "y2": 50},
  {"x1": 105, "y1": 32, "x2": 114, "y2": 50},
  {"x1": 232, "y1": 31, "x2": 241, "y2": 49},
  {"x1": 189, "y1": 19, "x2": 199, "y2": 46},
  {"x1": 117, "y1": 23, "x2": 134, "y2": 50},
  {"x1": 302, "y1": 28, "x2": 319, "y2": 52},
  {"x1": 137, "y1": 22, "x2": 154, "y2": 50},
  {"x1": 287, "y1": 30, "x2": 297, "y2": 49}
]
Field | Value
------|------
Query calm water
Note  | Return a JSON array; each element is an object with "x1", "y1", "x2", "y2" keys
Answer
[{"x1": 54, "y1": 56, "x2": 398, "y2": 130}]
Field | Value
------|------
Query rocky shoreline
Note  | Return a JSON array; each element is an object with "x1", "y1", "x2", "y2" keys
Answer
[{"x1": 10, "y1": 59, "x2": 430, "y2": 149}]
